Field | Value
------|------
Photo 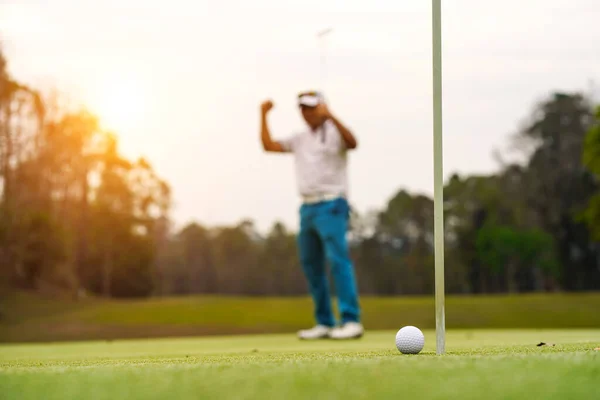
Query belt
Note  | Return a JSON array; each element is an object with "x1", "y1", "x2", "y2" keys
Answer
[{"x1": 302, "y1": 193, "x2": 342, "y2": 204}]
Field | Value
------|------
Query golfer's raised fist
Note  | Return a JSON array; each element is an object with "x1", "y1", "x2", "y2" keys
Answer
[{"x1": 261, "y1": 100, "x2": 274, "y2": 114}]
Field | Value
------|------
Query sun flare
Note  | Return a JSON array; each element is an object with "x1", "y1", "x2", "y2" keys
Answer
[{"x1": 86, "y1": 74, "x2": 146, "y2": 134}]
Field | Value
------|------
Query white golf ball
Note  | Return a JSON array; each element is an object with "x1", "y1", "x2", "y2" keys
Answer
[{"x1": 395, "y1": 326, "x2": 425, "y2": 354}]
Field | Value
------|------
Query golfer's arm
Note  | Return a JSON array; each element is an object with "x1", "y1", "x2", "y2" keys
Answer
[
  {"x1": 330, "y1": 115, "x2": 358, "y2": 149},
  {"x1": 261, "y1": 113, "x2": 285, "y2": 153}
]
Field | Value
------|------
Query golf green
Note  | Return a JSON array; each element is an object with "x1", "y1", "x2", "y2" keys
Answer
[{"x1": 1, "y1": 329, "x2": 598, "y2": 399}]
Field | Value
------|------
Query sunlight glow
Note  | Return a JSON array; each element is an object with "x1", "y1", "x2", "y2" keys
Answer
[{"x1": 85, "y1": 73, "x2": 146, "y2": 135}]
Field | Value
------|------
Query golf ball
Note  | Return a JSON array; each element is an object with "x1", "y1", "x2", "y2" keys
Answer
[{"x1": 395, "y1": 326, "x2": 425, "y2": 354}]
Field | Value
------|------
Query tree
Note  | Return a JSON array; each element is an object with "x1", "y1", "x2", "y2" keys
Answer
[
  {"x1": 40, "y1": 111, "x2": 103, "y2": 292},
  {"x1": 514, "y1": 93, "x2": 599, "y2": 290},
  {"x1": 444, "y1": 174, "x2": 506, "y2": 293},
  {"x1": 84, "y1": 134, "x2": 171, "y2": 297},
  {"x1": 260, "y1": 221, "x2": 303, "y2": 295},
  {"x1": 210, "y1": 220, "x2": 262, "y2": 295},
  {"x1": 178, "y1": 223, "x2": 216, "y2": 294},
  {"x1": 0, "y1": 49, "x2": 45, "y2": 285},
  {"x1": 582, "y1": 106, "x2": 600, "y2": 240},
  {"x1": 374, "y1": 190, "x2": 435, "y2": 294},
  {"x1": 18, "y1": 211, "x2": 68, "y2": 289},
  {"x1": 475, "y1": 224, "x2": 558, "y2": 293},
  {"x1": 0, "y1": 47, "x2": 172, "y2": 297}
]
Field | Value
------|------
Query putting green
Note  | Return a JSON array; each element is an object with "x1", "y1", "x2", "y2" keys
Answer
[{"x1": 1, "y1": 329, "x2": 598, "y2": 400}]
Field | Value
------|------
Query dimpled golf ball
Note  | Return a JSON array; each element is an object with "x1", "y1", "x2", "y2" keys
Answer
[{"x1": 395, "y1": 326, "x2": 425, "y2": 354}]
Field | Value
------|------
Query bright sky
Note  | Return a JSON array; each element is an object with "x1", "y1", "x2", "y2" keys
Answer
[{"x1": 1, "y1": 0, "x2": 599, "y2": 233}]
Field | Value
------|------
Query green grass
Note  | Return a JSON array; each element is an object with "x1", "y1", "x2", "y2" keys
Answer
[
  {"x1": 2, "y1": 291, "x2": 600, "y2": 342},
  {"x1": 1, "y1": 330, "x2": 599, "y2": 399}
]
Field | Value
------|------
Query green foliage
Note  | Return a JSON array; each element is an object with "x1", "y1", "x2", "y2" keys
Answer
[
  {"x1": 476, "y1": 224, "x2": 559, "y2": 276},
  {"x1": 583, "y1": 106, "x2": 600, "y2": 171},
  {"x1": 582, "y1": 106, "x2": 600, "y2": 240},
  {"x1": 110, "y1": 234, "x2": 155, "y2": 298},
  {"x1": 582, "y1": 195, "x2": 600, "y2": 240},
  {"x1": 20, "y1": 211, "x2": 68, "y2": 287}
]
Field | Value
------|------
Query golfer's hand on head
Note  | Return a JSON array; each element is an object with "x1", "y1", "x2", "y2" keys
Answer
[
  {"x1": 261, "y1": 100, "x2": 274, "y2": 115},
  {"x1": 315, "y1": 103, "x2": 332, "y2": 119}
]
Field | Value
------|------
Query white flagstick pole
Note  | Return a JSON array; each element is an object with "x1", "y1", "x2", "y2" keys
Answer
[{"x1": 432, "y1": 0, "x2": 446, "y2": 355}]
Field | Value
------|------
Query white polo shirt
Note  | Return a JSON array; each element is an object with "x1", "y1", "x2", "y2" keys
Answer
[{"x1": 280, "y1": 120, "x2": 349, "y2": 199}]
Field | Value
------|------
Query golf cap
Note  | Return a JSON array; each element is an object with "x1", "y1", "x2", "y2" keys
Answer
[{"x1": 297, "y1": 91, "x2": 324, "y2": 108}]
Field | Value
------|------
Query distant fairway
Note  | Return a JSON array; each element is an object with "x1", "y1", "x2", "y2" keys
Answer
[
  {"x1": 2, "y1": 291, "x2": 600, "y2": 342},
  {"x1": 1, "y1": 329, "x2": 599, "y2": 400}
]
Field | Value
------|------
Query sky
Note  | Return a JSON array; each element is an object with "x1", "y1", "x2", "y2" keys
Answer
[{"x1": 1, "y1": 0, "x2": 599, "y2": 233}]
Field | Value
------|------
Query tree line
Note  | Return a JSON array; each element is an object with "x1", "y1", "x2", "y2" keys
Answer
[
  {"x1": 0, "y1": 50, "x2": 170, "y2": 297},
  {"x1": 1, "y1": 48, "x2": 599, "y2": 298}
]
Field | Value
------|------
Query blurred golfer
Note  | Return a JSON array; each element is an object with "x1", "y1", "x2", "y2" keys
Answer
[{"x1": 259, "y1": 91, "x2": 363, "y2": 340}]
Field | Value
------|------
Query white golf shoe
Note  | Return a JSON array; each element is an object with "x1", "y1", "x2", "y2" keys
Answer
[
  {"x1": 297, "y1": 325, "x2": 332, "y2": 340},
  {"x1": 329, "y1": 322, "x2": 364, "y2": 340}
]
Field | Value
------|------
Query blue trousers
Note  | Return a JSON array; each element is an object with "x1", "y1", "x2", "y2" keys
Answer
[{"x1": 298, "y1": 197, "x2": 361, "y2": 326}]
